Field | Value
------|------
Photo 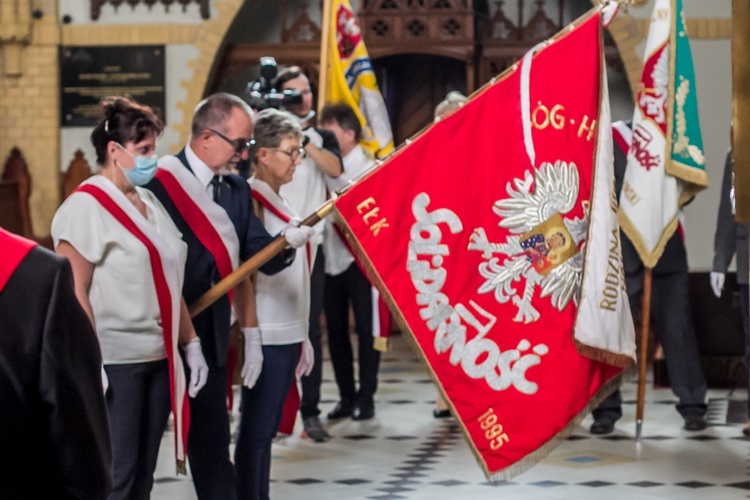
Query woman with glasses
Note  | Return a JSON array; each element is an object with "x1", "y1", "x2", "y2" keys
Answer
[
  {"x1": 234, "y1": 107, "x2": 315, "y2": 500},
  {"x1": 51, "y1": 96, "x2": 209, "y2": 500}
]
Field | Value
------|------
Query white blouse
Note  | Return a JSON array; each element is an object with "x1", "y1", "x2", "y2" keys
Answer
[
  {"x1": 51, "y1": 177, "x2": 187, "y2": 364},
  {"x1": 250, "y1": 178, "x2": 311, "y2": 345},
  {"x1": 323, "y1": 145, "x2": 375, "y2": 276}
]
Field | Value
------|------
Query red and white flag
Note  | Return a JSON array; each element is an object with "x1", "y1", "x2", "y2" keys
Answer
[
  {"x1": 618, "y1": 0, "x2": 707, "y2": 267},
  {"x1": 333, "y1": 2, "x2": 634, "y2": 480}
]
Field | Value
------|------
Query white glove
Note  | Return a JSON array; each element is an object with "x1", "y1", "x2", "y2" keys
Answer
[
  {"x1": 710, "y1": 271, "x2": 725, "y2": 298},
  {"x1": 296, "y1": 337, "x2": 314, "y2": 378},
  {"x1": 241, "y1": 327, "x2": 263, "y2": 389},
  {"x1": 101, "y1": 366, "x2": 109, "y2": 395},
  {"x1": 184, "y1": 340, "x2": 209, "y2": 398},
  {"x1": 283, "y1": 225, "x2": 315, "y2": 249}
]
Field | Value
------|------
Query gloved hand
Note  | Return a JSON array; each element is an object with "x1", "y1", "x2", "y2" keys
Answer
[
  {"x1": 241, "y1": 327, "x2": 263, "y2": 389},
  {"x1": 283, "y1": 224, "x2": 315, "y2": 249},
  {"x1": 184, "y1": 339, "x2": 209, "y2": 398},
  {"x1": 710, "y1": 271, "x2": 725, "y2": 298},
  {"x1": 296, "y1": 337, "x2": 314, "y2": 378},
  {"x1": 101, "y1": 366, "x2": 109, "y2": 396}
]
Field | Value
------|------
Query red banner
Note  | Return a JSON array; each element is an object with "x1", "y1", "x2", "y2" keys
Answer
[{"x1": 333, "y1": 10, "x2": 622, "y2": 479}]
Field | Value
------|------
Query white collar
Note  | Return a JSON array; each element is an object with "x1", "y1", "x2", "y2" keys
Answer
[
  {"x1": 296, "y1": 109, "x2": 316, "y2": 128},
  {"x1": 185, "y1": 143, "x2": 216, "y2": 188},
  {"x1": 249, "y1": 177, "x2": 299, "y2": 219}
]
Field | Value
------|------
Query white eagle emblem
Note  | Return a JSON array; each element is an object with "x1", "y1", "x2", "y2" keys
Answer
[{"x1": 468, "y1": 161, "x2": 588, "y2": 323}]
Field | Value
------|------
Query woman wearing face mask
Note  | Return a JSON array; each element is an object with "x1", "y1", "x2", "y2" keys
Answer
[{"x1": 51, "y1": 96, "x2": 209, "y2": 500}]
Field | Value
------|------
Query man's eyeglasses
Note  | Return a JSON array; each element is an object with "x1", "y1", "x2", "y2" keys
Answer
[
  {"x1": 208, "y1": 128, "x2": 254, "y2": 155},
  {"x1": 270, "y1": 147, "x2": 305, "y2": 161}
]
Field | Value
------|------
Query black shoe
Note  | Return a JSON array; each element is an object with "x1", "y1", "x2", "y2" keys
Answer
[
  {"x1": 302, "y1": 416, "x2": 330, "y2": 442},
  {"x1": 590, "y1": 417, "x2": 615, "y2": 435},
  {"x1": 352, "y1": 401, "x2": 374, "y2": 420},
  {"x1": 327, "y1": 401, "x2": 354, "y2": 420},
  {"x1": 433, "y1": 409, "x2": 451, "y2": 419},
  {"x1": 683, "y1": 414, "x2": 707, "y2": 431}
]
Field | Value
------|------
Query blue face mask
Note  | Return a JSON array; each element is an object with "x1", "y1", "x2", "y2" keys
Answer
[{"x1": 116, "y1": 143, "x2": 158, "y2": 186}]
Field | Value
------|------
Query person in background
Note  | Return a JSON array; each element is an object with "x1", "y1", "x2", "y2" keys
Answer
[
  {"x1": 710, "y1": 147, "x2": 750, "y2": 436},
  {"x1": 0, "y1": 226, "x2": 112, "y2": 499},
  {"x1": 144, "y1": 92, "x2": 313, "y2": 499},
  {"x1": 589, "y1": 120, "x2": 708, "y2": 435},
  {"x1": 320, "y1": 103, "x2": 381, "y2": 421},
  {"x1": 275, "y1": 65, "x2": 343, "y2": 442},
  {"x1": 51, "y1": 96, "x2": 209, "y2": 499},
  {"x1": 236, "y1": 107, "x2": 315, "y2": 499}
]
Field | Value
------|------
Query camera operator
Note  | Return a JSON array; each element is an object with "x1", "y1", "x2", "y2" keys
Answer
[{"x1": 274, "y1": 65, "x2": 343, "y2": 443}]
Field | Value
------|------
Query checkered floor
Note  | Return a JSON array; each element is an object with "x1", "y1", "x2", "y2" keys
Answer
[{"x1": 152, "y1": 333, "x2": 750, "y2": 499}]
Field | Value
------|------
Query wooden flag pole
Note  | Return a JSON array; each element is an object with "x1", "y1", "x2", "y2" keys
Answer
[
  {"x1": 635, "y1": 266, "x2": 653, "y2": 440},
  {"x1": 317, "y1": 0, "x2": 333, "y2": 115},
  {"x1": 188, "y1": 200, "x2": 334, "y2": 318}
]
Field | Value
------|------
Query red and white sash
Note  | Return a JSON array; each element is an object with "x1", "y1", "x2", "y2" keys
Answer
[
  {"x1": 0, "y1": 227, "x2": 35, "y2": 294},
  {"x1": 156, "y1": 156, "x2": 240, "y2": 302},
  {"x1": 75, "y1": 176, "x2": 189, "y2": 472},
  {"x1": 250, "y1": 179, "x2": 314, "y2": 273},
  {"x1": 612, "y1": 120, "x2": 632, "y2": 156},
  {"x1": 249, "y1": 178, "x2": 310, "y2": 437}
]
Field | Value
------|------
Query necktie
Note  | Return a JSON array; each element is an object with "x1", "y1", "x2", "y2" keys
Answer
[{"x1": 210, "y1": 175, "x2": 221, "y2": 202}]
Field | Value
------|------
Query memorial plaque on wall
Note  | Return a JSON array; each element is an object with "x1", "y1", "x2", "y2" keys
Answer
[{"x1": 60, "y1": 45, "x2": 165, "y2": 127}]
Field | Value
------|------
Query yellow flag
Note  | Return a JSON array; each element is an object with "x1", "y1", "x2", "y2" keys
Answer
[{"x1": 323, "y1": 0, "x2": 394, "y2": 158}]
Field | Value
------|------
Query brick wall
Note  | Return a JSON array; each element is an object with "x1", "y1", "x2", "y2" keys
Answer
[{"x1": 0, "y1": 0, "x2": 243, "y2": 236}]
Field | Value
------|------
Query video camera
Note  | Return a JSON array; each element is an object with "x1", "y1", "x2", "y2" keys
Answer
[{"x1": 245, "y1": 56, "x2": 302, "y2": 111}]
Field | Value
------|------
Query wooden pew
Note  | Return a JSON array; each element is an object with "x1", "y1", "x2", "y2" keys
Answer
[
  {"x1": 0, "y1": 148, "x2": 95, "y2": 247},
  {"x1": 61, "y1": 150, "x2": 94, "y2": 200},
  {"x1": 0, "y1": 147, "x2": 43, "y2": 244},
  {"x1": 0, "y1": 147, "x2": 92, "y2": 249}
]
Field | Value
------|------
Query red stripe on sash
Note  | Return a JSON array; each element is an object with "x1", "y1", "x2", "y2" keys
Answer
[
  {"x1": 76, "y1": 184, "x2": 190, "y2": 464},
  {"x1": 612, "y1": 123, "x2": 632, "y2": 155},
  {"x1": 156, "y1": 169, "x2": 235, "y2": 304},
  {"x1": 278, "y1": 377, "x2": 300, "y2": 436},
  {"x1": 0, "y1": 228, "x2": 35, "y2": 293},
  {"x1": 252, "y1": 189, "x2": 312, "y2": 272}
]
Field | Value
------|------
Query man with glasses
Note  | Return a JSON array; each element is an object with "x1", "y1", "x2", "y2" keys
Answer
[
  {"x1": 275, "y1": 66, "x2": 344, "y2": 443},
  {"x1": 145, "y1": 92, "x2": 314, "y2": 499}
]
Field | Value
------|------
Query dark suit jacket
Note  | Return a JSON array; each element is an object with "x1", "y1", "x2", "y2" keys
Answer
[
  {"x1": 145, "y1": 149, "x2": 293, "y2": 368},
  {"x1": 712, "y1": 149, "x2": 748, "y2": 284},
  {"x1": 614, "y1": 127, "x2": 688, "y2": 276},
  {"x1": 0, "y1": 245, "x2": 112, "y2": 499}
]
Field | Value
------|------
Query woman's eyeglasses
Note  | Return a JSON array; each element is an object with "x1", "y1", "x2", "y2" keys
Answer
[{"x1": 270, "y1": 147, "x2": 306, "y2": 161}]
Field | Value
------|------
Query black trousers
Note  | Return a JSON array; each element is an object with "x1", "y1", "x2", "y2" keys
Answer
[
  {"x1": 300, "y1": 250, "x2": 325, "y2": 419},
  {"x1": 186, "y1": 364, "x2": 236, "y2": 500},
  {"x1": 105, "y1": 359, "x2": 170, "y2": 500},
  {"x1": 594, "y1": 269, "x2": 707, "y2": 421},
  {"x1": 324, "y1": 263, "x2": 381, "y2": 403},
  {"x1": 235, "y1": 343, "x2": 298, "y2": 500}
]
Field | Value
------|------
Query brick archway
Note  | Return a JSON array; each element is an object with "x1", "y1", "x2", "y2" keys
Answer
[{"x1": 172, "y1": 0, "x2": 247, "y2": 149}]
